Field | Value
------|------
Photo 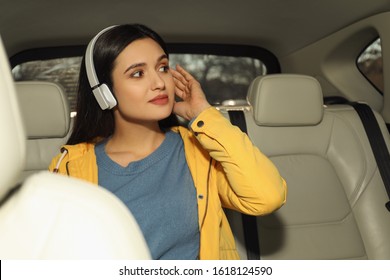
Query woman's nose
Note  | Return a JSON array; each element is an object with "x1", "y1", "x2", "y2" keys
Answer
[{"x1": 151, "y1": 70, "x2": 165, "y2": 90}]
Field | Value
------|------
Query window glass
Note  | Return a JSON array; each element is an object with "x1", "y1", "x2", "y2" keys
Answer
[
  {"x1": 12, "y1": 54, "x2": 266, "y2": 113},
  {"x1": 12, "y1": 57, "x2": 82, "y2": 112},
  {"x1": 169, "y1": 54, "x2": 266, "y2": 106},
  {"x1": 357, "y1": 38, "x2": 383, "y2": 93}
]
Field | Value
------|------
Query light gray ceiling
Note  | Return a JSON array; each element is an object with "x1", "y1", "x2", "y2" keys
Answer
[{"x1": 1, "y1": 0, "x2": 390, "y2": 57}]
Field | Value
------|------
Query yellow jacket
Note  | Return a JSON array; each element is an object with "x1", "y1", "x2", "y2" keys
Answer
[{"x1": 49, "y1": 107, "x2": 287, "y2": 260}]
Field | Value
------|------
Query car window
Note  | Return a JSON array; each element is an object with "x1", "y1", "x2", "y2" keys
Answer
[
  {"x1": 12, "y1": 57, "x2": 82, "y2": 115},
  {"x1": 170, "y1": 54, "x2": 266, "y2": 106},
  {"x1": 11, "y1": 53, "x2": 267, "y2": 114},
  {"x1": 357, "y1": 37, "x2": 383, "y2": 94}
]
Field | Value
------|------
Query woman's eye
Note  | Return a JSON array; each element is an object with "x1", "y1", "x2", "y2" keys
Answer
[
  {"x1": 131, "y1": 70, "x2": 143, "y2": 78},
  {"x1": 159, "y1": 65, "x2": 170, "y2": 72}
]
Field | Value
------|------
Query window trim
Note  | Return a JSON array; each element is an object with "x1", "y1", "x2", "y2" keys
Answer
[
  {"x1": 10, "y1": 43, "x2": 280, "y2": 74},
  {"x1": 356, "y1": 37, "x2": 383, "y2": 95}
]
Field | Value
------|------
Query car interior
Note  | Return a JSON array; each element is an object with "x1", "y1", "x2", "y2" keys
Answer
[{"x1": 0, "y1": 0, "x2": 389, "y2": 260}]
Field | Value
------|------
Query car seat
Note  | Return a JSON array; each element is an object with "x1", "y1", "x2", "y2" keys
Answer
[
  {"x1": 15, "y1": 81, "x2": 71, "y2": 183},
  {"x1": 226, "y1": 74, "x2": 390, "y2": 259}
]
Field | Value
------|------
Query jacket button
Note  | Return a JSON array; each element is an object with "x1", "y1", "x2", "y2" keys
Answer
[
  {"x1": 197, "y1": 121, "x2": 204, "y2": 127},
  {"x1": 198, "y1": 194, "x2": 204, "y2": 199}
]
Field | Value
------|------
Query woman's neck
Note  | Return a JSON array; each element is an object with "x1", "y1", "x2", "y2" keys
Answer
[{"x1": 105, "y1": 120, "x2": 166, "y2": 167}]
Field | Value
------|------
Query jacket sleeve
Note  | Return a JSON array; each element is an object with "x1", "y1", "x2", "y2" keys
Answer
[{"x1": 189, "y1": 107, "x2": 287, "y2": 215}]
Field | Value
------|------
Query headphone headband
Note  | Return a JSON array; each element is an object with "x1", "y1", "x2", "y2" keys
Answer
[
  {"x1": 85, "y1": 25, "x2": 118, "y2": 89},
  {"x1": 85, "y1": 25, "x2": 118, "y2": 110}
]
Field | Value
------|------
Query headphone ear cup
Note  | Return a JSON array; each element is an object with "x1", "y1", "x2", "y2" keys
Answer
[{"x1": 92, "y1": 83, "x2": 117, "y2": 110}]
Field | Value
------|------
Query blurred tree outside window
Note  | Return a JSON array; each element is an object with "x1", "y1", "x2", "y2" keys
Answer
[
  {"x1": 12, "y1": 57, "x2": 82, "y2": 115},
  {"x1": 12, "y1": 54, "x2": 266, "y2": 115},
  {"x1": 357, "y1": 38, "x2": 383, "y2": 93}
]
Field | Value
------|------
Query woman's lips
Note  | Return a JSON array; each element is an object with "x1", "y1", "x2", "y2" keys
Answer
[{"x1": 149, "y1": 95, "x2": 169, "y2": 105}]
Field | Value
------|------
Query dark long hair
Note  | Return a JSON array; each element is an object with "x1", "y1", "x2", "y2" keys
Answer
[{"x1": 67, "y1": 24, "x2": 178, "y2": 145}]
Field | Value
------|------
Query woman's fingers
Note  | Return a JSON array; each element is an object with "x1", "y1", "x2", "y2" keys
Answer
[
  {"x1": 171, "y1": 67, "x2": 192, "y2": 100},
  {"x1": 173, "y1": 76, "x2": 186, "y2": 92},
  {"x1": 175, "y1": 87, "x2": 185, "y2": 100},
  {"x1": 171, "y1": 67, "x2": 187, "y2": 86},
  {"x1": 170, "y1": 65, "x2": 211, "y2": 120},
  {"x1": 171, "y1": 65, "x2": 197, "y2": 87},
  {"x1": 175, "y1": 64, "x2": 196, "y2": 82}
]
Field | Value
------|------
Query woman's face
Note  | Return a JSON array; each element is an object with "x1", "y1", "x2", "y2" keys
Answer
[{"x1": 111, "y1": 38, "x2": 175, "y2": 124}]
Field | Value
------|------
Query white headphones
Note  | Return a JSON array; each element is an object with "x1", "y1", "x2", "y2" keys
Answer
[{"x1": 85, "y1": 26, "x2": 118, "y2": 110}]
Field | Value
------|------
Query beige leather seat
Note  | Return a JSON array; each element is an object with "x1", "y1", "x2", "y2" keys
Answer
[
  {"x1": 226, "y1": 74, "x2": 390, "y2": 259},
  {"x1": 15, "y1": 81, "x2": 71, "y2": 183},
  {"x1": 0, "y1": 36, "x2": 150, "y2": 259}
]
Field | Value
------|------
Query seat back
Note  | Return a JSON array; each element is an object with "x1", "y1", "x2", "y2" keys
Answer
[
  {"x1": 226, "y1": 74, "x2": 390, "y2": 259},
  {"x1": 0, "y1": 36, "x2": 150, "y2": 259},
  {"x1": 15, "y1": 81, "x2": 71, "y2": 182},
  {"x1": 0, "y1": 37, "x2": 25, "y2": 201}
]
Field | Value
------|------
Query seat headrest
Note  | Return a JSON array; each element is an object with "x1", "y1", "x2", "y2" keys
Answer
[
  {"x1": 0, "y1": 36, "x2": 26, "y2": 200},
  {"x1": 15, "y1": 81, "x2": 70, "y2": 139},
  {"x1": 247, "y1": 74, "x2": 324, "y2": 126}
]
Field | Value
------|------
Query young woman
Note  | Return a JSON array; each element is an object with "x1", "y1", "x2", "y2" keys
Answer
[{"x1": 49, "y1": 24, "x2": 287, "y2": 260}]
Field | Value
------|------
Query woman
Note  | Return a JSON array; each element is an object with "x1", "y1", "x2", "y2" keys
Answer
[{"x1": 49, "y1": 24, "x2": 287, "y2": 260}]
